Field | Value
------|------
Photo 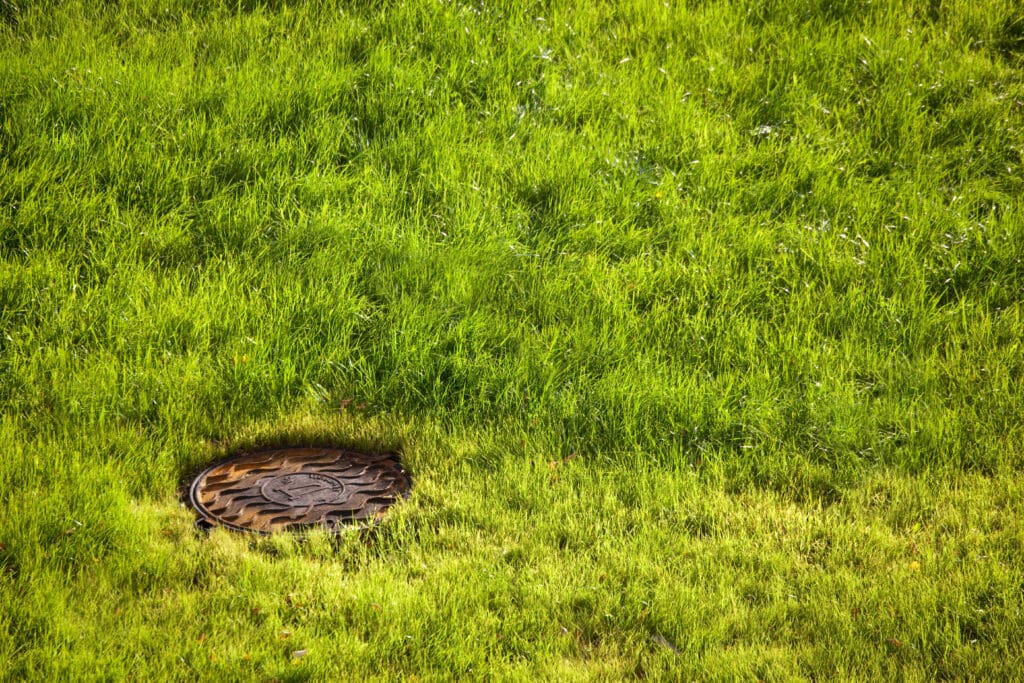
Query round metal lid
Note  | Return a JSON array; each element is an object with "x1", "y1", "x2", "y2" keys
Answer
[{"x1": 188, "y1": 447, "x2": 412, "y2": 534}]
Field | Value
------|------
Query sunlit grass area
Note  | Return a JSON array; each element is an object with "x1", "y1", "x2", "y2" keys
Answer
[{"x1": 2, "y1": 0, "x2": 1023, "y2": 678}]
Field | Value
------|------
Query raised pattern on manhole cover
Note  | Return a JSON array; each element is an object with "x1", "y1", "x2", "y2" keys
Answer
[{"x1": 188, "y1": 447, "x2": 411, "y2": 534}]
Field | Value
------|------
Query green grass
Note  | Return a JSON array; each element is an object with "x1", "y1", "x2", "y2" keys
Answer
[{"x1": 2, "y1": 0, "x2": 1024, "y2": 678}]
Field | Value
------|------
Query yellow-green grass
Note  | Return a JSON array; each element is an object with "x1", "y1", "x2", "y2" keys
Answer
[{"x1": 2, "y1": 0, "x2": 1023, "y2": 678}]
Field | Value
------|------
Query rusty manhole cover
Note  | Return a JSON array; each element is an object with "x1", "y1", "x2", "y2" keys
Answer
[{"x1": 188, "y1": 447, "x2": 411, "y2": 534}]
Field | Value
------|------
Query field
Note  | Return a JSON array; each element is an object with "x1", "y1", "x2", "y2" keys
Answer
[{"x1": 2, "y1": 0, "x2": 1024, "y2": 679}]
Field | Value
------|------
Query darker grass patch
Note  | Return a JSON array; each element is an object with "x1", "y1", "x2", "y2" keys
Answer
[
  {"x1": 727, "y1": 457, "x2": 848, "y2": 507},
  {"x1": 988, "y1": 12, "x2": 1024, "y2": 64},
  {"x1": 0, "y1": 0, "x2": 20, "y2": 27}
]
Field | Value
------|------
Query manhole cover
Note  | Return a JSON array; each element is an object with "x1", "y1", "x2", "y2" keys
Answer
[{"x1": 188, "y1": 447, "x2": 412, "y2": 534}]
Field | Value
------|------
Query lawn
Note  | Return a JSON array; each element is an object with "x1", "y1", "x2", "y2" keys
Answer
[{"x1": 2, "y1": 0, "x2": 1024, "y2": 679}]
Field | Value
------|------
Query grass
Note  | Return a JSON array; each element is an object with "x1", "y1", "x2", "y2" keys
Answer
[{"x1": 2, "y1": 0, "x2": 1024, "y2": 678}]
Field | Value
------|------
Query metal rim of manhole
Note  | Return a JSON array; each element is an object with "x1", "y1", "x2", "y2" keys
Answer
[{"x1": 188, "y1": 447, "x2": 412, "y2": 535}]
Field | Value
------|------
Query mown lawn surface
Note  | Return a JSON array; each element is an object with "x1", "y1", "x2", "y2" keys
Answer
[{"x1": 2, "y1": 0, "x2": 1024, "y2": 679}]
